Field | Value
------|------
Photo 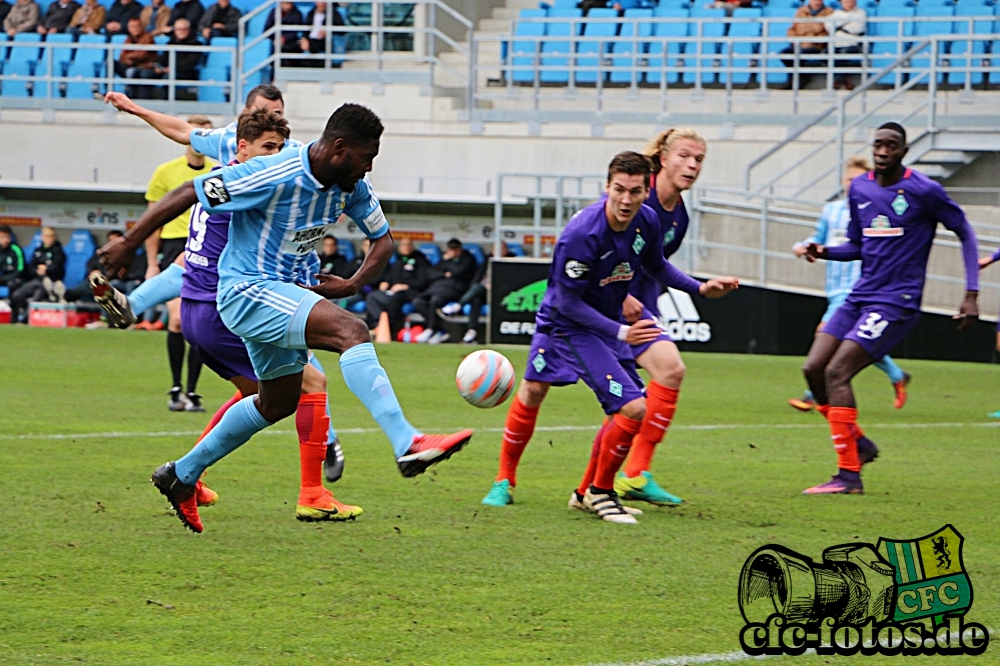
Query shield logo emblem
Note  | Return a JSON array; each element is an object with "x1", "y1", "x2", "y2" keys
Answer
[{"x1": 876, "y1": 525, "x2": 973, "y2": 624}]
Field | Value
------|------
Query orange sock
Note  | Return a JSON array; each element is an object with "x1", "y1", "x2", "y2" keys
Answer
[
  {"x1": 624, "y1": 383, "x2": 678, "y2": 477},
  {"x1": 817, "y1": 404, "x2": 830, "y2": 419},
  {"x1": 827, "y1": 406, "x2": 860, "y2": 472},
  {"x1": 296, "y1": 393, "x2": 329, "y2": 496},
  {"x1": 194, "y1": 391, "x2": 243, "y2": 446},
  {"x1": 576, "y1": 420, "x2": 609, "y2": 497},
  {"x1": 496, "y1": 396, "x2": 539, "y2": 486},
  {"x1": 593, "y1": 414, "x2": 643, "y2": 490}
]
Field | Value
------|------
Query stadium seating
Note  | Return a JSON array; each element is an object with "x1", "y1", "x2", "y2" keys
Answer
[
  {"x1": 66, "y1": 35, "x2": 108, "y2": 99},
  {"x1": 23, "y1": 231, "x2": 42, "y2": 261},
  {"x1": 63, "y1": 230, "x2": 96, "y2": 289},
  {"x1": 5, "y1": 33, "x2": 42, "y2": 98},
  {"x1": 418, "y1": 242, "x2": 441, "y2": 265},
  {"x1": 683, "y1": 7, "x2": 726, "y2": 85},
  {"x1": 505, "y1": 242, "x2": 525, "y2": 257},
  {"x1": 646, "y1": 9, "x2": 688, "y2": 86},
  {"x1": 726, "y1": 9, "x2": 763, "y2": 85},
  {"x1": 463, "y1": 243, "x2": 486, "y2": 265},
  {"x1": 575, "y1": 8, "x2": 618, "y2": 85},
  {"x1": 540, "y1": 8, "x2": 583, "y2": 84},
  {"x1": 340, "y1": 239, "x2": 356, "y2": 262},
  {"x1": 609, "y1": 8, "x2": 653, "y2": 84},
  {"x1": 201, "y1": 36, "x2": 237, "y2": 102},
  {"x1": 512, "y1": 8, "x2": 547, "y2": 83}
]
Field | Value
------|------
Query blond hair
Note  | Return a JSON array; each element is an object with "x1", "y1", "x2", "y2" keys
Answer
[
  {"x1": 644, "y1": 127, "x2": 707, "y2": 173},
  {"x1": 187, "y1": 114, "x2": 213, "y2": 129},
  {"x1": 846, "y1": 155, "x2": 873, "y2": 172}
]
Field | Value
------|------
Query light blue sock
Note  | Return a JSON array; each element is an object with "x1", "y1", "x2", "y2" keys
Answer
[
  {"x1": 803, "y1": 390, "x2": 814, "y2": 402},
  {"x1": 307, "y1": 353, "x2": 338, "y2": 442},
  {"x1": 174, "y1": 396, "x2": 271, "y2": 484},
  {"x1": 128, "y1": 262, "x2": 185, "y2": 314},
  {"x1": 340, "y1": 342, "x2": 420, "y2": 457},
  {"x1": 874, "y1": 355, "x2": 905, "y2": 384}
]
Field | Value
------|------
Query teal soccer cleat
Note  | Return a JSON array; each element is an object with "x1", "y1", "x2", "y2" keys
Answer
[
  {"x1": 481, "y1": 479, "x2": 514, "y2": 506},
  {"x1": 614, "y1": 471, "x2": 683, "y2": 506}
]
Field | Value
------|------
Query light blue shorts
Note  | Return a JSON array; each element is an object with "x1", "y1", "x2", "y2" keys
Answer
[
  {"x1": 821, "y1": 291, "x2": 849, "y2": 323},
  {"x1": 218, "y1": 279, "x2": 323, "y2": 381}
]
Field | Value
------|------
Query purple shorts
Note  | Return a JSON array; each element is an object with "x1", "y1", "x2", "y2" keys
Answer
[
  {"x1": 181, "y1": 298, "x2": 258, "y2": 382},
  {"x1": 629, "y1": 306, "x2": 674, "y2": 359},
  {"x1": 523, "y1": 327, "x2": 644, "y2": 415},
  {"x1": 822, "y1": 299, "x2": 920, "y2": 360}
]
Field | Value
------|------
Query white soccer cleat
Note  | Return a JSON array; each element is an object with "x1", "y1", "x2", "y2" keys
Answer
[
  {"x1": 429, "y1": 331, "x2": 449, "y2": 345},
  {"x1": 569, "y1": 491, "x2": 642, "y2": 515},
  {"x1": 90, "y1": 274, "x2": 135, "y2": 329},
  {"x1": 582, "y1": 486, "x2": 640, "y2": 524},
  {"x1": 415, "y1": 328, "x2": 435, "y2": 344}
]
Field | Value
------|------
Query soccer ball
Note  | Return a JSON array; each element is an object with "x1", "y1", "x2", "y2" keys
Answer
[{"x1": 456, "y1": 350, "x2": 516, "y2": 408}]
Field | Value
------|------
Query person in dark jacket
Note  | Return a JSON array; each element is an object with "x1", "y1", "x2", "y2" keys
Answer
[
  {"x1": 0, "y1": 1, "x2": 12, "y2": 30},
  {"x1": 364, "y1": 237, "x2": 430, "y2": 337},
  {"x1": 166, "y1": 0, "x2": 202, "y2": 33},
  {"x1": 264, "y1": 1, "x2": 304, "y2": 65},
  {"x1": 317, "y1": 235, "x2": 354, "y2": 279},
  {"x1": 0, "y1": 224, "x2": 26, "y2": 291},
  {"x1": 198, "y1": 0, "x2": 239, "y2": 40},
  {"x1": 104, "y1": 0, "x2": 141, "y2": 34},
  {"x1": 11, "y1": 226, "x2": 66, "y2": 322},
  {"x1": 412, "y1": 238, "x2": 477, "y2": 344},
  {"x1": 64, "y1": 230, "x2": 144, "y2": 302},
  {"x1": 37, "y1": 0, "x2": 79, "y2": 34},
  {"x1": 298, "y1": 0, "x2": 344, "y2": 68},
  {"x1": 157, "y1": 18, "x2": 202, "y2": 100}
]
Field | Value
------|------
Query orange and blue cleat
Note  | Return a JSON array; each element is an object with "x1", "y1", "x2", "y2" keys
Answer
[
  {"x1": 396, "y1": 429, "x2": 473, "y2": 478},
  {"x1": 788, "y1": 395, "x2": 815, "y2": 412},
  {"x1": 893, "y1": 372, "x2": 911, "y2": 409},
  {"x1": 152, "y1": 462, "x2": 203, "y2": 533}
]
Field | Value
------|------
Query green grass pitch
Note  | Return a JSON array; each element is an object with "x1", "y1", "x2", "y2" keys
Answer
[{"x1": 1, "y1": 327, "x2": 998, "y2": 665}]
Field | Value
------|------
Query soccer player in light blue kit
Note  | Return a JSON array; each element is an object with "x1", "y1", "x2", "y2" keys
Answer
[
  {"x1": 100, "y1": 104, "x2": 472, "y2": 533},
  {"x1": 789, "y1": 155, "x2": 911, "y2": 412}
]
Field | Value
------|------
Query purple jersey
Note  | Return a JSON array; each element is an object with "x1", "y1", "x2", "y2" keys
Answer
[
  {"x1": 536, "y1": 198, "x2": 701, "y2": 342},
  {"x1": 630, "y1": 184, "x2": 690, "y2": 310},
  {"x1": 181, "y1": 172, "x2": 231, "y2": 302},
  {"x1": 828, "y1": 168, "x2": 978, "y2": 310}
]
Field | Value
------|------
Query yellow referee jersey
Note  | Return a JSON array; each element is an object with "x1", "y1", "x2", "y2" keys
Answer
[{"x1": 145, "y1": 155, "x2": 216, "y2": 240}]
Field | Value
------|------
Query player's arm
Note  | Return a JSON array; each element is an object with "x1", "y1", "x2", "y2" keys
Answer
[
  {"x1": 99, "y1": 182, "x2": 198, "y2": 275},
  {"x1": 104, "y1": 92, "x2": 194, "y2": 145},
  {"x1": 932, "y1": 186, "x2": 979, "y2": 329},
  {"x1": 808, "y1": 197, "x2": 861, "y2": 262},
  {"x1": 980, "y1": 247, "x2": 1000, "y2": 269},
  {"x1": 554, "y1": 272, "x2": 661, "y2": 346},
  {"x1": 796, "y1": 205, "x2": 829, "y2": 258},
  {"x1": 644, "y1": 249, "x2": 738, "y2": 299}
]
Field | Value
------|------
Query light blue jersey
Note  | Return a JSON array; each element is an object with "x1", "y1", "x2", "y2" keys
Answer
[
  {"x1": 796, "y1": 199, "x2": 862, "y2": 302},
  {"x1": 190, "y1": 122, "x2": 305, "y2": 166}
]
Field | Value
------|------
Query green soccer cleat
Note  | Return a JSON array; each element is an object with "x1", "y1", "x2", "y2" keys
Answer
[
  {"x1": 481, "y1": 479, "x2": 514, "y2": 506},
  {"x1": 614, "y1": 471, "x2": 683, "y2": 506}
]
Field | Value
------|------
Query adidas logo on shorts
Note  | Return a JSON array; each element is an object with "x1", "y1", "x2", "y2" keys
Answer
[{"x1": 655, "y1": 288, "x2": 712, "y2": 343}]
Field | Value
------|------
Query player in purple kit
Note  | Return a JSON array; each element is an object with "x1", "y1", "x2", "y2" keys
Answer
[
  {"x1": 802, "y1": 122, "x2": 980, "y2": 494},
  {"x1": 481, "y1": 152, "x2": 736, "y2": 523}
]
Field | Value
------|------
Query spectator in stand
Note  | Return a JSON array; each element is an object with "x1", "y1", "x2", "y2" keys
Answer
[
  {"x1": 4, "y1": 0, "x2": 40, "y2": 36},
  {"x1": 166, "y1": 0, "x2": 203, "y2": 34},
  {"x1": 828, "y1": 0, "x2": 866, "y2": 90},
  {"x1": 365, "y1": 237, "x2": 430, "y2": 338},
  {"x1": 198, "y1": 0, "x2": 240, "y2": 40},
  {"x1": 0, "y1": 224, "x2": 26, "y2": 295},
  {"x1": 10, "y1": 226, "x2": 66, "y2": 323},
  {"x1": 299, "y1": 1, "x2": 345, "y2": 68},
  {"x1": 317, "y1": 235, "x2": 355, "y2": 279},
  {"x1": 265, "y1": 1, "x2": 304, "y2": 65},
  {"x1": 780, "y1": 0, "x2": 832, "y2": 78},
  {"x1": 342, "y1": 236, "x2": 379, "y2": 312},
  {"x1": 116, "y1": 17, "x2": 158, "y2": 99},
  {"x1": 413, "y1": 238, "x2": 477, "y2": 344},
  {"x1": 442, "y1": 242, "x2": 515, "y2": 344},
  {"x1": 36, "y1": 0, "x2": 78, "y2": 35},
  {"x1": 140, "y1": 0, "x2": 170, "y2": 36},
  {"x1": 65, "y1": 230, "x2": 144, "y2": 303},
  {"x1": 68, "y1": 0, "x2": 105, "y2": 35},
  {"x1": 157, "y1": 18, "x2": 203, "y2": 100},
  {"x1": 104, "y1": 0, "x2": 142, "y2": 35},
  {"x1": 0, "y1": 2, "x2": 12, "y2": 30}
]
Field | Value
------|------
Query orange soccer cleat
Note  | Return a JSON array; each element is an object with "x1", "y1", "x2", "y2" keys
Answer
[
  {"x1": 893, "y1": 372, "x2": 912, "y2": 409},
  {"x1": 396, "y1": 429, "x2": 473, "y2": 478},
  {"x1": 295, "y1": 487, "x2": 363, "y2": 522},
  {"x1": 151, "y1": 462, "x2": 203, "y2": 533}
]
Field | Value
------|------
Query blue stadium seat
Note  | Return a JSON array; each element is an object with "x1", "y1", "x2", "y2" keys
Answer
[
  {"x1": 869, "y1": 41, "x2": 905, "y2": 85},
  {"x1": 40, "y1": 33, "x2": 75, "y2": 98},
  {"x1": 505, "y1": 241, "x2": 525, "y2": 256},
  {"x1": 199, "y1": 37, "x2": 235, "y2": 102},
  {"x1": 66, "y1": 35, "x2": 107, "y2": 99},
  {"x1": 684, "y1": 7, "x2": 726, "y2": 84},
  {"x1": 5, "y1": 33, "x2": 42, "y2": 97},
  {"x1": 461, "y1": 303, "x2": 489, "y2": 317},
  {"x1": 339, "y1": 239, "x2": 356, "y2": 262},
  {"x1": 726, "y1": 19, "x2": 761, "y2": 84},
  {"x1": 418, "y1": 242, "x2": 441, "y2": 265},
  {"x1": 349, "y1": 299, "x2": 366, "y2": 314},
  {"x1": 63, "y1": 230, "x2": 96, "y2": 289},
  {"x1": 463, "y1": 243, "x2": 486, "y2": 265},
  {"x1": 990, "y1": 40, "x2": 1000, "y2": 84},
  {"x1": 0, "y1": 287, "x2": 7, "y2": 299},
  {"x1": 154, "y1": 35, "x2": 170, "y2": 46},
  {"x1": 544, "y1": 0, "x2": 580, "y2": 10},
  {"x1": 646, "y1": 9, "x2": 688, "y2": 85},
  {"x1": 654, "y1": 0, "x2": 688, "y2": 15},
  {"x1": 108, "y1": 34, "x2": 128, "y2": 93},
  {"x1": 609, "y1": 8, "x2": 653, "y2": 84},
  {"x1": 763, "y1": 20, "x2": 792, "y2": 85},
  {"x1": 951, "y1": 2, "x2": 996, "y2": 36},
  {"x1": 241, "y1": 38, "x2": 270, "y2": 90},
  {"x1": 512, "y1": 8, "x2": 546, "y2": 83},
  {"x1": 947, "y1": 4, "x2": 995, "y2": 85},
  {"x1": 541, "y1": 8, "x2": 583, "y2": 84},
  {"x1": 761, "y1": 4, "x2": 794, "y2": 17},
  {"x1": 910, "y1": 4, "x2": 954, "y2": 77},
  {"x1": 575, "y1": 7, "x2": 618, "y2": 84},
  {"x1": 947, "y1": 38, "x2": 987, "y2": 84}
]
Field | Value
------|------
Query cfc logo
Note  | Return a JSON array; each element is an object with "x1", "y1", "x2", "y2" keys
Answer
[{"x1": 656, "y1": 288, "x2": 711, "y2": 343}]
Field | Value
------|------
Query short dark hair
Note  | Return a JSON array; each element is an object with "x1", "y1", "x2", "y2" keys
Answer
[
  {"x1": 607, "y1": 151, "x2": 652, "y2": 183},
  {"x1": 245, "y1": 84, "x2": 283, "y2": 109},
  {"x1": 877, "y1": 122, "x2": 907, "y2": 145},
  {"x1": 236, "y1": 107, "x2": 290, "y2": 143},
  {"x1": 107, "y1": 230, "x2": 123, "y2": 239},
  {"x1": 324, "y1": 234, "x2": 337, "y2": 241},
  {"x1": 0, "y1": 224, "x2": 11, "y2": 236},
  {"x1": 446, "y1": 238, "x2": 462, "y2": 250},
  {"x1": 321, "y1": 103, "x2": 384, "y2": 145}
]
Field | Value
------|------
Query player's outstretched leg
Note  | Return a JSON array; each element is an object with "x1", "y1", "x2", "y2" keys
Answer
[
  {"x1": 295, "y1": 392, "x2": 362, "y2": 522},
  {"x1": 582, "y1": 407, "x2": 645, "y2": 524},
  {"x1": 89, "y1": 274, "x2": 135, "y2": 329},
  {"x1": 482, "y1": 380, "x2": 546, "y2": 506},
  {"x1": 128, "y1": 262, "x2": 185, "y2": 318},
  {"x1": 307, "y1": 301, "x2": 472, "y2": 478},
  {"x1": 873, "y1": 355, "x2": 910, "y2": 409}
]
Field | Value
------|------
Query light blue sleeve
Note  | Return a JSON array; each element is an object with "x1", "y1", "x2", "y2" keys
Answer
[
  {"x1": 342, "y1": 176, "x2": 389, "y2": 240},
  {"x1": 796, "y1": 204, "x2": 831, "y2": 249},
  {"x1": 190, "y1": 128, "x2": 225, "y2": 160},
  {"x1": 192, "y1": 157, "x2": 280, "y2": 214}
]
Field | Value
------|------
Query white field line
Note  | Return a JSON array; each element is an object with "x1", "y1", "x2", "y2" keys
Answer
[
  {"x1": 2, "y1": 422, "x2": 999, "y2": 442},
  {"x1": 587, "y1": 649, "x2": 774, "y2": 666}
]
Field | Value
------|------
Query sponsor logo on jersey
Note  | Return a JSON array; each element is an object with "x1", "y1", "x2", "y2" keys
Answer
[
  {"x1": 863, "y1": 215, "x2": 904, "y2": 237},
  {"x1": 656, "y1": 287, "x2": 711, "y2": 342},
  {"x1": 564, "y1": 260, "x2": 589, "y2": 279},
  {"x1": 598, "y1": 262, "x2": 634, "y2": 286},
  {"x1": 202, "y1": 177, "x2": 230, "y2": 207}
]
